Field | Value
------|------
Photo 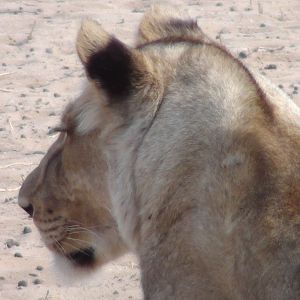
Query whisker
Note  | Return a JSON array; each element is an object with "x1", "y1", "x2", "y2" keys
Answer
[
  {"x1": 66, "y1": 222, "x2": 105, "y2": 230},
  {"x1": 54, "y1": 238, "x2": 78, "y2": 265},
  {"x1": 61, "y1": 240, "x2": 91, "y2": 256},
  {"x1": 53, "y1": 238, "x2": 66, "y2": 256},
  {"x1": 65, "y1": 226, "x2": 96, "y2": 232},
  {"x1": 66, "y1": 227, "x2": 102, "y2": 240},
  {"x1": 66, "y1": 237, "x2": 93, "y2": 246},
  {"x1": 65, "y1": 224, "x2": 101, "y2": 234},
  {"x1": 67, "y1": 220, "x2": 91, "y2": 227}
]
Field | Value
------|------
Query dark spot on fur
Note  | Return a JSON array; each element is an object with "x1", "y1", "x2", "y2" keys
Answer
[
  {"x1": 168, "y1": 19, "x2": 199, "y2": 31},
  {"x1": 87, "y1": 38, "x2": 133, "y2": 100},
  {"x1": 69, "y1": 247, "x2": 95, "y2": 267},
  {"x1": 39, "y1": 225, "x2": 61, "y2": 234},
  {"x1": 47, "y1": 209, "x2": 53, "y2": 214}
]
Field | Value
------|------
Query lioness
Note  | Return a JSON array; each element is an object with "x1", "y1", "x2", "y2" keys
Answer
[{"x1": 19, "y1": 5, "x2": 299, "y2": 300}]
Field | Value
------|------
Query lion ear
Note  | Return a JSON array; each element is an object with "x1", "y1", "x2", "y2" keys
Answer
[
  {"x1": 76, "y1": 19, "x2": 110, "y2": 65},
  {"x1": 137, "y1": 4, "x2": 209, "y2": 44},
  {"x1": 77, "y1": 19, "x2": 146, "y2": 99}
]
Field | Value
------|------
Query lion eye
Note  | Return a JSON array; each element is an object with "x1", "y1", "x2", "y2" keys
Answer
[{"x1": 48, "y1": 126, "x2": 68, "y2": 136}]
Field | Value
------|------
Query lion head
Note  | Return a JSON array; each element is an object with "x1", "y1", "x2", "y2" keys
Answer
[{"x1": 18, "y1": 126, "x2": 127, "y2": 269}]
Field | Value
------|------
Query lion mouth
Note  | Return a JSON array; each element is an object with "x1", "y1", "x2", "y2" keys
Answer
[{"x1": 69, "y1": 246, "x2": 96, "y2": 267}]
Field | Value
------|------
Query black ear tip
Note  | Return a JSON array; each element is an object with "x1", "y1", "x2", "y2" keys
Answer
[{"x1": 86, "y1": 38, "x2": 133, "y2": 99}]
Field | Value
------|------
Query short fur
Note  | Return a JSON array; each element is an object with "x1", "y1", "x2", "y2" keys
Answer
[
  {"x1": 19, "y1": 130, "x2": 127, "y2": 270},
  {"x1": 19, "y1": 5, "x2": 300, "y2": 299}
]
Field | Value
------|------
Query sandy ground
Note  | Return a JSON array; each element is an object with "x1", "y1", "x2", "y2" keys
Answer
[{"x1": 0, "y1": 0, "x2": 299, "y2": 299}]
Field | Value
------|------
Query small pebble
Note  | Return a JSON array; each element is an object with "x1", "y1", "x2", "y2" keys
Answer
[
  {"x1": 216, "y1": 2, "x2": 223, "y2": 6},
  {"x1": 113, "y1": 290, "x2": 119, "y2": 295},
  {"x1": 43, "y1": 88, "x2": 49, "y2": 92},
  {"x1": 6, "y1": 239, "x2": 19, "y2": 248},
  {"x1": 45, "y1": 48, "x2": 53, "y2": 54},
  {"x1": 132, "y1": 8, "x2": 145, "y2": 13},
  {"x1": 4, "y1": 197, "x2": 15, "y2": 203},
  {"x1": 23, "y1": 226, "x2": 32, "y2": 234},
  {"x1": 48, "y1": 111, "x2": 56, "y2": 116},
  {"x1": 53, "y1": 92, "x2": 60, "y2": 98},
  {"x1": 29, "y1": 273, "x2": 38, "y2": 277},
  {"x1": 18, "y1": 280, "x2": 27, "y2": 287},
  {"x1": 14, "y1": 252, "x2": 23, "y2": 258},
  {"x1": 36, "y1": 265, "x2": 43, "y2": 271},
  {"x1": 229, "y1": 6, "x2": 236, "y2": 11},
  {"x1": 264, "y1": 64, "x2": 277, "y2": 70},
  {"x1": 238, "y1": 51, "x2": 247, "y2": 59},
  {"x1": 32, "y1": 151, "x2": 45, "y2": 155},
  {"x1": 278, "y1": 84, "x2": 284, "y2": 89},
  {"x1": 20, "y1": 93, "x2": 26, "y2": 98},
  {"x1": 260, "y1": 23, "x2": 266, "y2": 27},
  {"x1": 0, "y1": 276, "x2": 5, "y2": 280},
  {"x1": 33, "y1": 279, "x2": 42, "y2": 285}
]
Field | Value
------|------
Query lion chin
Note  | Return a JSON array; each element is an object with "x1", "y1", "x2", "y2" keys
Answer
[
  {"x1": 68, "y1": 246, "x2": 96, "y2": 267},
  {"x1": 51, "y1": 249, "x2": 99, "y2": 285},
  {"x1": 54, "y1": 245, "x2": 97, "y2": 269},
  {"x1": 44, "y1": 237, "x2": 100, "y2": 271}
]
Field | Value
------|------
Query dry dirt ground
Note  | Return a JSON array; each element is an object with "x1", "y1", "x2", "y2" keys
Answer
[{"x1": 0, "y1": 0, "x2": 299, "y2": 299}]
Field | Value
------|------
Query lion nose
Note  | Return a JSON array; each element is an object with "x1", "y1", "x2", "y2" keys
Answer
[
  {"x1": 18, "y1": 196, "x2": 34, "y2": 217},
  {"x1": 22, "y1": 204, "x2": 34, "y2": 217}
]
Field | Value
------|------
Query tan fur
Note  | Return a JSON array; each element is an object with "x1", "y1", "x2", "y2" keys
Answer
[
  {"x1": 137, "y1": 4, "x2": 210, "y2": 44},
  {"x1": 76, "y1": 19, "x2": 111, "y2": 64},
  {"x1": 18, "y1": 130, "x2": 127, "y2": 269},
  {"x1": 19, "y1": 5, "x2": 300, "y2": 299}
]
